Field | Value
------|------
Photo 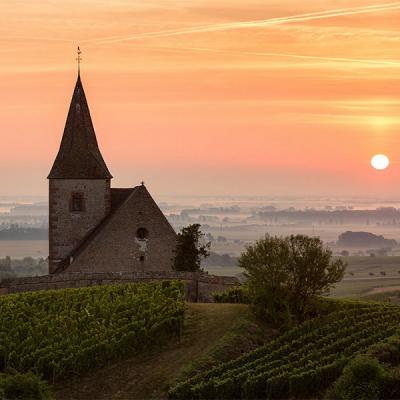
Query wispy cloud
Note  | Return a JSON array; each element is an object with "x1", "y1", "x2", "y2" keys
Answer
[
  {"x1": 89, "y1": 2, "x2": 400, "y2": 44},
  {"x1": 154, "y1": 45, "x2": 400, "y2": 69}
]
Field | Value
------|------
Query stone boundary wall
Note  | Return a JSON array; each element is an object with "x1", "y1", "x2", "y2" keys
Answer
[{"x1": 0, "y1": 271, "x2": 239, "y2": 303}]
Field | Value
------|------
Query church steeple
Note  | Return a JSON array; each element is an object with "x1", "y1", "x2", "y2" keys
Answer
[{"x1": 48, "y1": 74, "x2": 112, "y2": 179}]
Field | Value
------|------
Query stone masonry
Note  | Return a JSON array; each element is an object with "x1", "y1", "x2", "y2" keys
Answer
[
  {"x1": 0, "y1": 272, "x2": 240, "y2": 303},
  {"x1": 49, "y1": 179, "x2": 111, "y2": 273}
]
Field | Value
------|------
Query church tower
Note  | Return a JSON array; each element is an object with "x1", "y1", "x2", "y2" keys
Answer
[{"x1": 48, "y1": 73, "x2": 112, "y2": 273}]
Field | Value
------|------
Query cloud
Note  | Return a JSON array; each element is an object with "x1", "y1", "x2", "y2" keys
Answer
[
  {"x1": 152, "y1": 45, "x2": 400, "y2": 69},
  {"x1": 89, "y1": 2, "x2": 400, "y2": 44}
]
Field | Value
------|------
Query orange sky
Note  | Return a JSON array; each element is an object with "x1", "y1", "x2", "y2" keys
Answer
[{"x1": 1, "y1": 0, "x2": 400, "y2": 197}]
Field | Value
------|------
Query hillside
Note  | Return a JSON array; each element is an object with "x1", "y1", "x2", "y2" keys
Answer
[
  {"x1": 3, "y1": 284, "x2": 400, "y2": 399},
  {"x1": 55, "y1": 303, "x2": 270, "y2": 400},
  {"x1": 170, "y1": 301, "x2": 400, "y2": 399}
]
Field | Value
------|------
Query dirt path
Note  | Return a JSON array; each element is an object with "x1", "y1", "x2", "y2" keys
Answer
[{"x1": 55, "y1": 303, "x2": 249, "y2": 400}]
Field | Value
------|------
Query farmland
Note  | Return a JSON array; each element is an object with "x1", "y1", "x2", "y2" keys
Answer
[
  {"x1": 1, "y1": 285, "x2": 400, "y2": 399},
  {"x1": 0, "y1": 282, "x2": 184, "y2": 383},
  {"x1": 169, "y1": 301, "x2": 400, "y2": 399}
]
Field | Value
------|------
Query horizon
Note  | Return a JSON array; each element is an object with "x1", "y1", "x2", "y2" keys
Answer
[{"x1": 1, "y1": 0, "x2": 400, "y2": 197}]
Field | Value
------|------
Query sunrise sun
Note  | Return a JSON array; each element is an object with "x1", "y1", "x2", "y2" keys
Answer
[{"x1": 371, "y1": 154, "x2": 390, "y2": 170}]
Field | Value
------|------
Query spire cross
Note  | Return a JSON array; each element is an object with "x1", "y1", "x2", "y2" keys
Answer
[{"x1": 76, "y1": 46, "x2": 82, "y2": 75}]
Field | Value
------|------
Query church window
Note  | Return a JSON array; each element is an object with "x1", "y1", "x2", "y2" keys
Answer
[
  {"x1": 136, "y1": 227, "x2": 149, "y2": 240},
  {"x1": 139, "y1": 255, "x2": 145, "y2": 262},
  {"x1": 71, "y1": 192, "x2": 85, "y2": 212}
]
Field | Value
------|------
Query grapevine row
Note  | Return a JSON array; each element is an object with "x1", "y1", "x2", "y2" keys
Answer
[
  {"x1": 0, "y1": 281, "x2": 185, "y2": 382},
  {"x1": 169, "y1": 302, "x2": 400, "y2": 399}
]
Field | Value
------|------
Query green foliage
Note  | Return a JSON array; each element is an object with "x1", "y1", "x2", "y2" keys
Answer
[
  {"x1": 173, "y1": 224, "x2": 210, "y2": 272},
  {"x1": 327, "y1": 356, "x2": 385, "y2": 400},
  {"x1": 239, "y1": 234, "x2": 346, "y2": 323},
  {"x1": 168, "y1": 301, "x2": 400, "y2": 399},
  {"x1": 178, "y1": 307, "x2": 267, "y2": 381},
  {"x1": 0, "y1": 372, "x2": 51, "y2": 400},
  {"x1": 0, "y1": 281, "x2": 184, "y2": 382},
  {"x1": 368, "y1": 335, "x2": 400, "y2": 365},
  {"x1": 213, "y1": 286, "x2": 250, "y2": 304}
]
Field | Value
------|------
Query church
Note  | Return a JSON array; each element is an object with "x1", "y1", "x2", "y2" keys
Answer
[{"x1": 47, "y1": 71, "x2": 177, "y2": 274}]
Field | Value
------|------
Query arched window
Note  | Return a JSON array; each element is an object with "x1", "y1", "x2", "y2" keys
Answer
[{"x1": 136, "y1": 227, "x2": 149, "y2": 240}]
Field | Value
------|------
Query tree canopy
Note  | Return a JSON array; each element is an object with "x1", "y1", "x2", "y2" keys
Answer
[
  {"x1": 239, "y1": 234, "x2": 346, "y2": 323},
  {"x1": 173, "y1": 224, "x2": 210, "y2": 272}
]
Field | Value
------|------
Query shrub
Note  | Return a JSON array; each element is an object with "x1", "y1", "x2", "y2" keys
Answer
[
  {"x1": 380, "y1": 368, "x2": 400, "y2": 400},
  {"x1": 213, "y1": 286, "x2": 250, "y2": 304},
  {"x1": 327, "y1": 356, "x2": 385, "y2": 400},
  {"x1": 0, "y1": 372, "x2": 51, "y2": 400},
  {"x1": 368, "y1": 335, "x2": 400, "y2": 365}
]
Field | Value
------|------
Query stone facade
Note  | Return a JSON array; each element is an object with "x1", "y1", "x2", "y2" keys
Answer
[
  {"x1": 67, "y1": 185, "x2": 177, "y2": 273},
  {"x1": 49, "y1": 179, "x2": 111, "y2": 273},
  {"x1": 0, "y1": 272, "x2": 239, "y2": 303}
]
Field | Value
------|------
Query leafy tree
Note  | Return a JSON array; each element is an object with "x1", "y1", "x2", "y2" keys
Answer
[
  {"x1": 173, "y1": 224, "x2": 210, "y2": 272},
  {"x1": 239, "y1": 234, "x2": 346, "y2": 323}
]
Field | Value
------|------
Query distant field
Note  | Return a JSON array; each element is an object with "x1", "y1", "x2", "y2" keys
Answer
[
  {"x1": 341, "y1": 255, "x2": 400, "y2": 275},
  {"x1": 0, "y1": 240, "x2": 47, "y2": 257},
  {"x1": 331, "y1": 277, "x2": 400, "y2": 298},
  {"x1": 206, "y1": 256, "x2": 400, "y2": 277},
  {"x1": 206, "y1": 257, "x2": 400, "y2": 299},
  {"x1": 206, "y1": 267, "x2": 400, "y2": 298}
]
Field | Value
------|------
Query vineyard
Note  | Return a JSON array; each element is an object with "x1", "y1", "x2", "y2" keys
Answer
[
  {"x1": 0, "y1": 281, "x2": 184, "y2": 382},
  {"x1": 169, "y1": 301, "x2": 400, "y2": 399}
]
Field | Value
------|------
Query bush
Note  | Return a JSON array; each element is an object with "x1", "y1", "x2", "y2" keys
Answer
[
  {"x1": 213, "y1": 286, "x2": 250, "y2": 304},
  {"x1": 0, "y1": 372, "x2": 51, "y2": 400},
  {"x1": 368, "y1": 335, "x2": 400, "y2": 365},
  {"x1": 327, "y1": 356, "x2": 385, "y2": 400}
]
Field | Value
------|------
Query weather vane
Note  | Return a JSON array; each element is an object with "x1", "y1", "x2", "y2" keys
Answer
[{"x1": 76, "y1": 46, "x2": 82, "y2": 75}]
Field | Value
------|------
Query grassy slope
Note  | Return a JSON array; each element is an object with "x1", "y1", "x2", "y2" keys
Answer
[{"x1": 55, "y1": 303, "x2": 270, "y2": 400}]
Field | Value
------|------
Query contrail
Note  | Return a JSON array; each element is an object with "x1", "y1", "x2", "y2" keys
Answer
[
  {"x1": 92, "y1": 2, "x2": 400, "y2": 44},
  {"x1": 241, "y1": 51, "x2": 400, "y2": 67},
  {"x1": 155, "y1": 45, "x2": 400, "y2": 68}
]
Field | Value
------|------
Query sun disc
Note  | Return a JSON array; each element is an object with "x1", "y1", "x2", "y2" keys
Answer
[{"x1": 371, "y1": 154, "x2": 389, "y2": 170}]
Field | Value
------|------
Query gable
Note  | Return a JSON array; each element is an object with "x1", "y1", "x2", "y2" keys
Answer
[{"x1": 66, "y1": 185, "x2": 177, "y2": 272}]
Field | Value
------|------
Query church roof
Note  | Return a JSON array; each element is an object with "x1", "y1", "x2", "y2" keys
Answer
[
  {"x1": 110, "y1": 188, "x2": 135, "y2": 212},
  {"x1": 48, "y1": 75, "x2": 112, "y2": 179}
]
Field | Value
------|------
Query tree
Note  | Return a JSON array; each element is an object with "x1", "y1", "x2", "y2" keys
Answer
[
  {"x1": 239, "y1": 234, "x2": 346, "y2": 323},
  {"x1": 173, "y1": 224, "x2": 211, "y2": 272}
]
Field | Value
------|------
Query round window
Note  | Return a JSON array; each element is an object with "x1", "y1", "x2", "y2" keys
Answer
[{"x1": 136, "y1": 227, "x2": 149, "y2": 240}]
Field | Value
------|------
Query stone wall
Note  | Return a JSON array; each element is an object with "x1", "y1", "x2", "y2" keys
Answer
[
  {"x1": 49, "y1": 179, "x2": 111, "y2": 273},
  {"x1": 0, "y1": 271, "x2": 239, "y2": 303},
  {"x1": 68, "y1": 186, "x2": 177, "y2": 274}
]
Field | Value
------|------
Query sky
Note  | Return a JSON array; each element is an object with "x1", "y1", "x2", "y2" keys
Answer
[{"x1": 1, "y1": 0, "x2": 400, "y2": 197}]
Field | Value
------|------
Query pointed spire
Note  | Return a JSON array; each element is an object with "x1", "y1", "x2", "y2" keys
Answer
[{"x1": 48, "y1": 74, "x2": 112, "y2": 179}]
